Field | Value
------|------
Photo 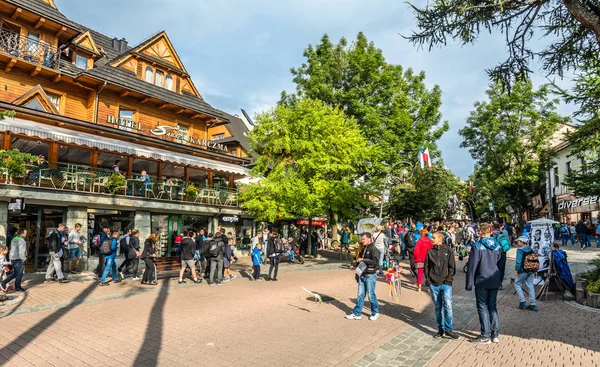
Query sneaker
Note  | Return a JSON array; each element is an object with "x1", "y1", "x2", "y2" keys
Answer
[
  {"x1": 369, "y1": 313, "x2": 380, "y2": 321},
  {"x1": 92, "y1": 273, "x2": 99, "y2": 281},
  {"x1": 45, "y1": 278, "x2": 56, "y2": 283},
  {"x1": 445, "y1": 330, "x2": 460, "y2": 340},
  {"x1": 230, "y1": 275, "x2": 237, "y2": 280},
  {"x1": 273, "y1": 278, "x2": 278, "y2": 281},
  {"x1": 255, "y1": 278, "x2": 263, "y2": 282},
  {"x1": 193, "y1": 279, "x2": 202, "y2": 284},
  {"x1": 149, "y1": 281, "x2": 157, "y2": 285},
  {"x1": 222, "y1": 278, "x2": 230, "y2": 283},
  {"x1": 433, "y1": 329, "x2": 444, "y2": 338},
  {"x1": 492, "y1": 337, "x2": 500, "y2": 343},
  {"x1": 178, "y1": 279, "x2": 186, "y2": 284},
  {"x1": 119, "y1": 272, "x2": 124, "y2": 280},
  {"x1": 141, "y1": 281, "x2": 149, "y2": 285},
  {"x1": 519, "y1": 301, "x2": 527, "y2": 310},
  {"x1": 99, "y1": 282, "x2": 109, "y2": 287},
  {"x1": 15, "y1": 288, "x2": 27, "y2": 293},
  {"x1": 113, "y1": 279, "x2": 122, "y2": 284},
  {"x1": 58, "y1": 279, "x2": 70, "y2": 284},
  {"x1": 471, "y1": 336, "x2": 491, "y2": 344},
  {"x1": 526, "y1": 304, "x2": 538, "y2": 311},
  {"x1": 345, "y1": 314, "x2": 362, "y2": 320},
  {"x1": 216, "y1": 282, "x2": 223, "y2": 286},
  {"x1": 209, "y1": 283, "x2": 216, "y2": 287},
  {"x1": 132, "y1": 277, "x2": 141, "y2": 281}
]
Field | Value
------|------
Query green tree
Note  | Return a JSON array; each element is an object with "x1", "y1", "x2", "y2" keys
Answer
[
  {"x1": 282, "y1": 32, "x2": 448, "y2": 173},
  {"x1": 239, "y1": 99, "x2": 372, "y2": 253},
  {"x1": 460, "y1": 79, "x2": 564, "y2": 225},
  {"x1": 387, "y1": 163, "x2": 463, "y2": 221}
]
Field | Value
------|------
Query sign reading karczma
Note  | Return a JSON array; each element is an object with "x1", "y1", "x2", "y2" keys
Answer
[{"x1": 558, "y1": 195, "x2": 599, "y2": 210}]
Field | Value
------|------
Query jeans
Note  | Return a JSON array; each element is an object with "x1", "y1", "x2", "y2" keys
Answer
[
  {"x1": 288, "y1": 250, "x2": 294, "y2": 263},
  {"x1": 570, "y1": 234, "x2": 576, "y2": 246},
  {"x1": 101, "y1": 257, "x2": 118, "y2": 283},
  {"x1": 125, "y1": 258, "x2": 140, "y2": 277},
  {"x1": 377, "y1": 247, "x2": 385, "y2": 271},
  {"x1": 1, "y1": 259, "x2": 24, "y2": 290},
  {"x1": 561, "y1": 234, "x2": 569, "y2": 246},
  {"x1": 429, "y1": 284, "x2": 453, "y2": 332},
  {"x1": 475, "y1": 287, "x2": 499, "y2": 339},
  {"x1": 579, "y1": 234, "x2": 587, "y2": 248},
  {"x1": 400, "y1": 242, "x2": 406, "y2": 260},
  {"x1": 596, "y1": 235, "x2": 600, "y2": 247},
  {"x1": 498, "y1": 252, "x2": 507, "y2": 285},
  {"x1": 209, "y1": 256, "x2": 223, "y2": 284},
  {"x1": 142, "y1": 258, "x2": 156, "y2": 283},
  {"x1": 352, "y1": 273, "x2": 379, "y2": 316},
  {"x1": 587, "y1": 235, "x2": 592, "y2": 248},
  {"x1": 253, "y1": 265, "x2": 261, "y2": 280},
  {"x1": 268, "y1": 255, "x2": 280, "y2": 279},
  {"x1": 95, "y1": 253, "x2": 105, "y2": 276},
  {"x1": 514, "y1": 272, "x2": 536, "y2": 304},
  {"x1": 45, "y1": 251, "x2": 64, "y2": 280}
]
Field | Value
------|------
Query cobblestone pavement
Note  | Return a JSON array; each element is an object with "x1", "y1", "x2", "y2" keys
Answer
[{"x1": 0, "y1": 247, "x2": 597, "y2": 366}]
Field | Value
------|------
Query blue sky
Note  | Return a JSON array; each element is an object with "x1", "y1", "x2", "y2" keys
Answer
[{"x1": 56, "y1": 0, "x2": 574, "y2": 179}]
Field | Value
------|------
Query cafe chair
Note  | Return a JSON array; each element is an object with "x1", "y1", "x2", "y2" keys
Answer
[
  {"x1": 195, "y1": 189, "x2": 211, "y2": 204},
  {"x1": 92, "y1": 176, "x2": 109, "y2": 193},
  {"x1": 224, "y1": 192, "x2": 238, "y2": 206}
]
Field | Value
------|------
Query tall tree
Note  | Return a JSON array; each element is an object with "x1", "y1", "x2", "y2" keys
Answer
[
  {"x1": 460, "y1": 79, "x2": 564, "y2": 224},
  {"x1": 239, "y1": 99, "x2": 372, "y2": 252},
  {"x1": 282, "y1": 32, "x2": 449, "y2": 173},
  {"x1": 387, "y1": 163, "x2": 463, "y2": 221}
]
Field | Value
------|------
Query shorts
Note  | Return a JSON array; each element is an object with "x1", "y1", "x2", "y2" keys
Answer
[
  {"x1": 69, "y1": 247, "x2": 81, "y2": 259},
  {"x1": 181, "y1": 259, "x2": 195, "y2": 269}
]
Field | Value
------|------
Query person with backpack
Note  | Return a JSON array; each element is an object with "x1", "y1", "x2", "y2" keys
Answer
[
  {"x1": 560, "y1": 223, "x2": 570, "y2": 246},
  {"x1": 0, "y1": 228, "x2": 27, "y2": 292},
  {"x1": 267, "y1": 231, "x2": 283, "y2": 281},
  {"x1": 514, "y1": 235, "x2": 538, "y2": 311},
  {"x1": 195, "y1": 229, "x2": 207, "y2": 274},
  {"x1": 45, "y1": 223, "x2": 70, "y2": 284},
  {"x1": 125, "y1": 229, "x2": 141, "y2": 280},
  {"x1": 117, "y1": 228, "x2": 132, "y2": 278},
  {"x1": 141, "y1": 234, "x2": 158, "y2": 285},
  {"x1": 339, "y1": 227, "x2": 351, "y2": 257},
  {"x1": 93, "y1": 226, "x2": 110, "y2": 280},
  {"x1": 99, "y1": 230, "x2": 121, "y2": 286},
  {"x1": 465, "y1": 223, "x2": 502, "y2": 344},
  {"x1": 492, "y1": 222, "x2": 511, "y2": 290},
  {"x1": 178, "y1": 231, "x2": 201, "y2": 284},
  {"x1": 208, "y1": 229, "x2": 226, "y2": 286},
  {"x1": 403, "y1": 224, "x2": 417, "y2": 277},
  {"x1": 251, "y1": 242, "x2": 263, "y2": 281},
  {"x1": 372, "y1": 225, "x2": 387, "y2": 276}
]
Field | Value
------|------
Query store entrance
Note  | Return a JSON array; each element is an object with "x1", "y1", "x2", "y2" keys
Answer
[{"x1": 8, "y1": 205, "x2": 66, "y2": 272}]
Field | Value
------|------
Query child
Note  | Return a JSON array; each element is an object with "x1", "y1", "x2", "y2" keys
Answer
[
  {"x1": 223, "y1": 238, "x2": 237, "y2": 282},
  {"x1": 0, "y1": 246, "x2": 9, "y2": 280},
  {"x1": 251, "y1": 243, "x2": 262, "y2": 281}
]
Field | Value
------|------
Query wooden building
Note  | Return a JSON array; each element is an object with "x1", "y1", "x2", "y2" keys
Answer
[{"x1": 0, "y1": 0, "x2": 254, "y2": 272}]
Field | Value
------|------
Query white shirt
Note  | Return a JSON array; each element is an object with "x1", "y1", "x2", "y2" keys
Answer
[{"x1": 68, "y1": 230, "x2": 82, "y2": 249}]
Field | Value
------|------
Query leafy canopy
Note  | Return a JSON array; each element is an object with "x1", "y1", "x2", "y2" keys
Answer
[
  {"x1": 240, "y1": 98, "x2": 372, "y2": 222},
  {"x1": 282, "y1": 32, "x2": 448, "y2": 172},
  {"x1": 460, "y1": 79, "x2": 564, "y2": 217}
]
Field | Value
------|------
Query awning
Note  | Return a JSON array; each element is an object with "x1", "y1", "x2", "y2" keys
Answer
[{"x1": 0, "y1": 117, "x2": 249, "y2": 175}]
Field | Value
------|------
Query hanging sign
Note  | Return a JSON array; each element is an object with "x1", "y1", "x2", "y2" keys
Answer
[{"x1": 297, "y1": 219, "x2": 326, "y2": 226}]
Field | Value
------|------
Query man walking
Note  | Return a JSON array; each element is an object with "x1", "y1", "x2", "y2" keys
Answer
[
  {"x1": 514, "y1": 235, "x2": 538, "y2": 311},
  {"x1": 403, "y1": 224, "x2": 417, "y2": 277},
  {"x1": 100, "y1": 230, "x2": 121, "y2": 286},
  {"x1": 118, "y1": 228, "x2": 132, "y2": 278},
  {"x1": 178, "y1": 231, "x2": 201, "y2": 284},
  {"x1": 45, "y1": 223, "x2": 70, "y2": 283},
  {"x1": 208, "y1": 230, "x2": 226, "y2": 286},
  {"x1": 346, "y1": 233, "x2": 380, "y2": 321},
  {"x1": 466, "y1": 223, "x2": 502, "y2": 344},
  {"x1": 94, "y1": 226, "x2": 110, "y2": 280},
  {"x1": 67, "y1": 223, "x2": 84, "y2": 273},
  {"x1": 424, "y1": 232, "x2": 459, "y2": 339},
  {"x1": 0, "y1": 228, "x2": 27, "y2": 292},
  {"x1": 267, "y1": 231, "x2": 282, "y2": 281}
]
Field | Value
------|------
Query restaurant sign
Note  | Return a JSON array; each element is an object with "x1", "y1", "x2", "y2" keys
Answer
[
  {"x1": 150, "y1": 125, "x2": 228, "y2": 152},
  {"x1": 219, "y1": 214, "x2": 240, "y2": 224},
  {"x1": 297, "y1": 219, "x2": 327, "y2": 226},
  {"x1": 558, "y1": 195, "x2": 600, "y2": 211}
]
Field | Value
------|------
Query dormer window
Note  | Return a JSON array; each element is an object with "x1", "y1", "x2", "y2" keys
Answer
[
  {"x1": 165, "y1": 74, "x2": 173, "y2": 91},
  {"x1": 145, "y1": 66, "x2": 153, "y2": 83},
  {"x1": 75, "y1": 54, "x2": 89, "y2": 70},
  {"x1": 154, "y1": 70, "x2": 164, "y2": 87}
]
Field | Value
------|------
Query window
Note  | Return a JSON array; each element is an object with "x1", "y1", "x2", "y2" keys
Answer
[
  {"x1": 230, "y1": 149, "x2": 237, "y2": 157},
  {"x1": 47, "y1": 93, "x2": 61, "y2": 113},
  {"x1": 165, "y1": 74, "x2": 173, "y2": 90},
  {"x1": 75, "y1": 54, "x2": 88, "y2": 70},
  {"x1": 24, "y1": 98, "x2": 46, "y2": 112},
  {"x1": 553, "y1": 167, "x2": 559, "y2": 188},
  {"x1": 11, "y1": 137, "x2": 49, "y2": 159},
  {"x1": 566, "y1": 161, "x2": 572, "y2": 175},
  {"x1": 154, "y1": 70, "x2": 164, "y2": 87},
  {"x1": 27, "y1": 31, "x2": 39, "y2": 53},
  {"x1": 212, "y1": 133, "x2": 225, "y2": 141},
  {"x1": 145, "y1": 66, "x2": 153, "y2": 83},
  {"x1": 118, "y1": 108, "x2": 134, "y2": 131}
]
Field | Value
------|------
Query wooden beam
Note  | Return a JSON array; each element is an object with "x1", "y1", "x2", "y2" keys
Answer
[
  {"x1": 119, "y1": 90, "x2": 130, "y2": 98},
  {"x1": 11, "y1": 8, "x2": 22, "y2": 20},
  {"x1": 34, "y1": 17, "x2": 46, "y2": 29},
  {"x1": 56, "y1": 26, "x2": 67, "y2": 38},
  {"x1": 52, "y1": 74, "x2": 62, "y2": 83},
  {"x1": 4, "y1": 58, "x2": 17, "y2": 73},
  {"x1": 158, "y1": 103, "x2": 169, "y2": 110},
  {"x1": 175, "y1": 108, "x2": 186, "y2": 115},
  {"x1": 191, "y1": 114, "x2": 202, "y2": 119},
  {"x1": 140, "y1": 97, "x2": 151, "y2": 104},
  {"x1": 30, "y1": 66, "x2": 41, "y2": 77}
]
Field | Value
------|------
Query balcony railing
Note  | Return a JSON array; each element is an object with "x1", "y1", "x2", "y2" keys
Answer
[
  {"x1": 0, "y1": 162, "x2": 239, "y2": 207},
  {"x1": 0, "y1": 29, "x2": 61, "y2": 69}
]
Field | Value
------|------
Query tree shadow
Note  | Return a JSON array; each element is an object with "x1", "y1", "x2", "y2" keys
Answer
[
  {"x1": 0, "y1": 282, "x2": 97, "y2": 361},
  {"x1": 132, "y1": 279, "x2": 169, "y2": 367}
]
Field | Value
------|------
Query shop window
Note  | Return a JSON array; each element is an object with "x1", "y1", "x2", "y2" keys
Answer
[
  {"x1": 165, "y1": 74, "x2": 173, "y2": 90},
  {"x1": 161, "y1": 163, "x2": 184, "y2": 181},
  {"x1": 58, "y1": 145, "x2": 91, "y2": 167},
  {"x1": 212, "y1": 133, "x2": 224, "y2": 141},
  {"x1": 97, "y1": 151, "x2": 125, "y2": 173},
  {"x1": 155, "y1": 70, "x2": 164, "y2": 87},
  {"x1": 11, "y1": 137, "x2": 49, "y2": 160},
  {"x1": 188, "y1": 167, "x2": 209, "y2": 187},
  {"x1": 75, "y1": 54, "x2": 89, "y2": 70},
  {"x1": 213, "y1": 172, "x2": 229, "y2": 189},
  {"x1": 118, "y1": 108, "x2": 135, "y2": 132},
  {"x1": 132, "y1": 158, "x2": 158, "y2": 178},
  {"x1": 145, "y1": 66, "x2": 153, "y2": 83}
]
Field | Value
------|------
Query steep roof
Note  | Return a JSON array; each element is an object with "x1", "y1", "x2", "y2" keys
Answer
[
  {"x1": 220, "y1": 111, "x2": 251, "y2": 153},
  {"x1": 5, "y1": 0, "x2": 80, "y2": 31}
]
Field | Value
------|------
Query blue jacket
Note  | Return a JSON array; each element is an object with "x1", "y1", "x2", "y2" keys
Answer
[
  {"x1": 251, "y1": 247, "x2": 262, "y2": 266},
  {"x1": 466, "y1": 236, "x2": 502, "y2": 290},
  {"x1": 515, "y1": 245, "x2": 533, "y2": 274},
  {"x1": 105, "y1": 238, "x2": 119, "y2": 259}
]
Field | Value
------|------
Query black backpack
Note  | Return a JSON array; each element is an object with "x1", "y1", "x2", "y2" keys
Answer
[
  {"x1": 119, "y1": 236, "x2": 129, "y2": 255},
  {"x1": 274, "y1": 237, "x2": 284, "y2": 253},
  {"x1": 209, "y1": 240, "x2": 224, "y2": 257},
  {"x1": 100, "y1": 238, "x2": 113, "y2": 255},
  {"x1": 404, "y1": 231, "x2": 416, "y2": 249}
]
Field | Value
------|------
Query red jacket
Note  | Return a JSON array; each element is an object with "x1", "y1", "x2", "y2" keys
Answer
[{"x1": 414, "y1": 237, "x2": 433, "y2": 263}]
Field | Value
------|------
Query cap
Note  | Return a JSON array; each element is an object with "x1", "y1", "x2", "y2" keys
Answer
[{"x1": 516, "y1": 235, "x2": 529, "y2": 243}]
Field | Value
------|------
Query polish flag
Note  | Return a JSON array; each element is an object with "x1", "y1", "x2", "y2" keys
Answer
[
  {"x1": 423, "y1": 148, "x2": 432, "y2": 170},
  {"x1": 469, "y1": 181, "x2": 473, "y2": 194},
  {"x1": 418, "y1": 148, "x2": 425, "y2": 169}
]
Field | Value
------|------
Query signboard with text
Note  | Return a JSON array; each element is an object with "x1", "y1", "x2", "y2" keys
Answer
[{"x1": 296, "y1": 219, "x2": 326, "y2": 226}]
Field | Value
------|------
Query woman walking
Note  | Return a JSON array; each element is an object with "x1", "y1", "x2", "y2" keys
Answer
[
  {"x1": 414, "y1": 229, "x2": 433, "y2": 292},
  {"x1": 126, "y1": 229, "x2": 141, "y2": 280},
  {"x1": 141, "y1": 234, "x2": 158, "y2": 285}
]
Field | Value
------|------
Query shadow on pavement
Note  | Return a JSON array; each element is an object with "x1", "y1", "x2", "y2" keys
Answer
[
  {"x1": 0, "y1": 282, "x2": 97, "y2": 361},
  {"x1": 132, "y1": 279, "x2": 169, "y2": 367},
  {"x1": 0, "y1": 291, "x2": 27, "y2": 319}
]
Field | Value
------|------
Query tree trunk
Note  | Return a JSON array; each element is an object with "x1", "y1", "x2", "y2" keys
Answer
[
  {"x1": 331, "y1": 211, "x2": 339, "y2": 242},
  {"x1": 308, "y1": 217, "x2": 313, "y2": 256},
  {"x1": 563, "y1": 0, "x2": 600, "y2": 43}
]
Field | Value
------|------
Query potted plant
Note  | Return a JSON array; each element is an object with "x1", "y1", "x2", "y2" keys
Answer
[
  {"x1": 185, "y1": 183, "x2": 198, "y2": 200},
  {"x1": 0, "y1": 149, "x2": 36, "y2": 184},
  {"x1": 106, "y1": 174, "x2": 126, "y2": 195}
]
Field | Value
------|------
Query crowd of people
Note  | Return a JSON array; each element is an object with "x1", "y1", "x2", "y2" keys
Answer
[{"x1": 558, "y1": 220, "x2": 600, "y2": 249}]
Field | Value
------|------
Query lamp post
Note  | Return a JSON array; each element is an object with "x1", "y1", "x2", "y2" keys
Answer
[{"x1": 379, "y1": 160, "x2": 414, "y2": 218}]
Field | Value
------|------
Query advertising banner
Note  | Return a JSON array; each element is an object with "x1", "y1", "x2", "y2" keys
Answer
[{"x1": 530, "y1": 221, "x2": 554, "y2": 272}]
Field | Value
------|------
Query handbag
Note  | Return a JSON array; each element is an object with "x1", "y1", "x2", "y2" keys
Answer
[{"x1": 354, "y1": 261, "x2": 367, "y2": 276}]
